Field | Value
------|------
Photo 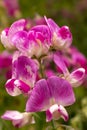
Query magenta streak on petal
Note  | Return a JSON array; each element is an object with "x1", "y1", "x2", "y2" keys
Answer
[
  {"x1": 58, "y1": 26, "x2": 72, "y2": 39},
  {"x1": 5, "y1": 78, "x2": 15, "y2": 92},
  {"x1": 4, "y1": 28, "x2": 9, "y2": 36},
  {"x1": 46, "y1": 104, "x2": 68, "y2": 122},
  {"x1": 46, "y1": 109, "x2": 52, "y2": 122},
  {"x1": 14, "y1": 80, "x2": 30, "y2": 93},
  {"x1": 71, "y1": 68, "x2": 85, "y2": 79},
  {"x1": 30, "y1": 25, "x2": 51, "y2": 44},
  {"x1": 5, "y1": 78, "x2": 30, "y2": 96},
  {"x1": 58, "y1": 105, "x2": 68, "y2": 121}
]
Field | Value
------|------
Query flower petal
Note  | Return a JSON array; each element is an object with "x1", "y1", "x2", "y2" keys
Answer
[
  {"x1": 12, "y1": 55, "x2": 38, "y2": 87},
  {"x1": 12, "y1": 31, "x2": 29, "y2": 53},
  {"x1": 44, "y1": 16, "x2": 59, "y2": 34},
  {"x1": 1, "y1": 19, "x2": 27, "y2": 49},
  {"x1": 1, "y1": 28, "x2": 11, "y2": 49},
  {"x1": 1, "y1": 111, "x2": 33, "y2": 128},
  {"x1": 46, "y1": 104, "x2": 68, "y2": 122},
  {"x1": 53, "y1": 52, "x2": 69, "y2": 76},
  {"x1": 8, "y1": 19, "x2": 27, "y2": 38},
  {"x1": 26, "y1": 79, "x2": 51, "y2": 112},
  {"x1": 31, "y1": 25, "x2": 51, "y2": 44},
  {"x1": 1, "y1": 111, "x2": 23, "y2": 120},
  {"x1": 47, "y1": 76, "x2": 75, "y2": 106},
  {"x1": 5, "y1": 79, "x2": 30, "y2": 96},
  {"x1": 68, "y1": 68, "x2": 85, "y2": 87}
]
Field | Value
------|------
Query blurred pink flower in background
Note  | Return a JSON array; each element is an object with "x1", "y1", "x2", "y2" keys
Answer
[{"x1": 3, "y1": 0, "x2": 20, "y2": 17}]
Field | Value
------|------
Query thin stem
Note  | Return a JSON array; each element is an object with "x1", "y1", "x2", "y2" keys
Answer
[
  {"x1": 39, "y1": 58, "x2": 45, "y2": 78},
  {"x1": 51, "y1": 120, "x2": 56, "y2": 130}
]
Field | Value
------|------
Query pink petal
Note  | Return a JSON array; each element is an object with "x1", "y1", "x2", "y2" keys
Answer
[
  {"x1": 44, "y1": 16, "x2": 59, "y2": 34},
  {"x1": 1, "y1": 19, "x2": 27, "y2": 49},
  {"x1": 31, "y1": 25, "x2": 51, "y2": 44},
  {"x1": 46, "y1": 104, "x2": 68, "y2": 122},
  {"x1": 69, "y1": 68, "x2": 85, "y2": 87},
  {"x1": 8, "y1": 19, "x2": 26, "y2": 38},
  {"x1": 1, "y1": 110, "x2": 33, "y2": 128},
  {"x1": 47, "y1": 76, "x2": 75, "y2": 106},
  {"x1": 12, "y1": 55, "x2": 38, "y2": 87},
  {"x1": 1, "y1": 111, "x2": 23, "y2": 120},
  {"x1": 26, "y1": 79, "x2": 51, "y2": 112},
  {"x1": 12, "y1": 31, "x2": 29, "y2": 52},
  {"x1": 53, "y1": 52, "x2": 69, "y2": 76},
  {"x1": 5, "y1": 79, "x2": 30, "y2": 96}
]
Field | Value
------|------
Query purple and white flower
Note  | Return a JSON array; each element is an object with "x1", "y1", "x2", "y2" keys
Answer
[
  {"x1": 12, "y1": 25, "x2": 51, "y2": 57},
  {"x1": 1, "y1": 19, "x2": 27, "y2": 49},
  {"x1": 5, "y1": 52, "x2": 38, "y2": 96},
  {"x1": 45, "y1": 16, "x2": 72, "y2": 49},
  {"x1": 1, "y1": 110, "x2": 34, "y2": 128},
  {"x1": 26, "y1": 76, "x2": 75, "y2": 121},
  {"x1": 53, "y1": 52, "x2": 85, "y2": 87}
]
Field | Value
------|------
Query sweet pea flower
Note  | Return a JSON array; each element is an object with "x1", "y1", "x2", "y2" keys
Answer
[
  {"x1": 26, "y1": 76, "x2": 75, "y2": 121},
  {"x1": 53, "y1": 52, "x2": 85, "y2": 87},
  {"x1": 5, "y1": 52, "x2": 38, "y2": 96},
  {"x1": 12, "y1": 24, "x2": 51, "y2": 57},
  {"x1": 45, "y1": 16, "x2": 72, "y2": 50},
  {"x1": 3, "y1": 0, "x2": 20, "y2": 17},
  {"x1": 1, "y1": 19, "x2": 27, "y2": 49},
  {"x1": 1, "y1": 110, "x2": 34, "y2": 128}
]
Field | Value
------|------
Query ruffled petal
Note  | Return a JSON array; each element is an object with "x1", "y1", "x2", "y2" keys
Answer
[
  {"x1": 68, "y1": 68, "x2": 85, "y2": 87},
  {"x1": 31, "y1": 25, "x2": 51, "y2": 44},
  {"x1": 5, "y1": 78, "x2": 30, "y2": 96},
  {"x1": 47, "y1": 76, "x2": 75, "y2": 106},
  {"x1": 0, "y1": 19, "x2": 27, "y2": 49},
  {"x1": 46, "y1": 104, "x2": 68, "y2": 122},
  {"x1": 57, "y1": 26, "x2": 72, "y2": 48},
  {"x1": 8, "y1": 19, "x2": 26, "y2": 38},
  {"x1": 0, "y1": 28, "x2": 12, "y2": 49}
]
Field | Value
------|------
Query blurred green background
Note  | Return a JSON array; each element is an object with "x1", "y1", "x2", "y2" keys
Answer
[{"x1": 0, "y1": 0, "x2": 87, "y2": 130}]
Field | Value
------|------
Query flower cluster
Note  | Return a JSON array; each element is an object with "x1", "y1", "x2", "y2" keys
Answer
[{"x1": 0, "y1": 16, "x2": 86, "y2": 128}]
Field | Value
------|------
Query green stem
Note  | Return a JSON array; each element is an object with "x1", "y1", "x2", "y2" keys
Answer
[
  {"x1": 51, "y1": 120, "x2": 56, "y2": 130},
  {"x1": 38, "y1": 58, "x2": 45, "y2": 78}
]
